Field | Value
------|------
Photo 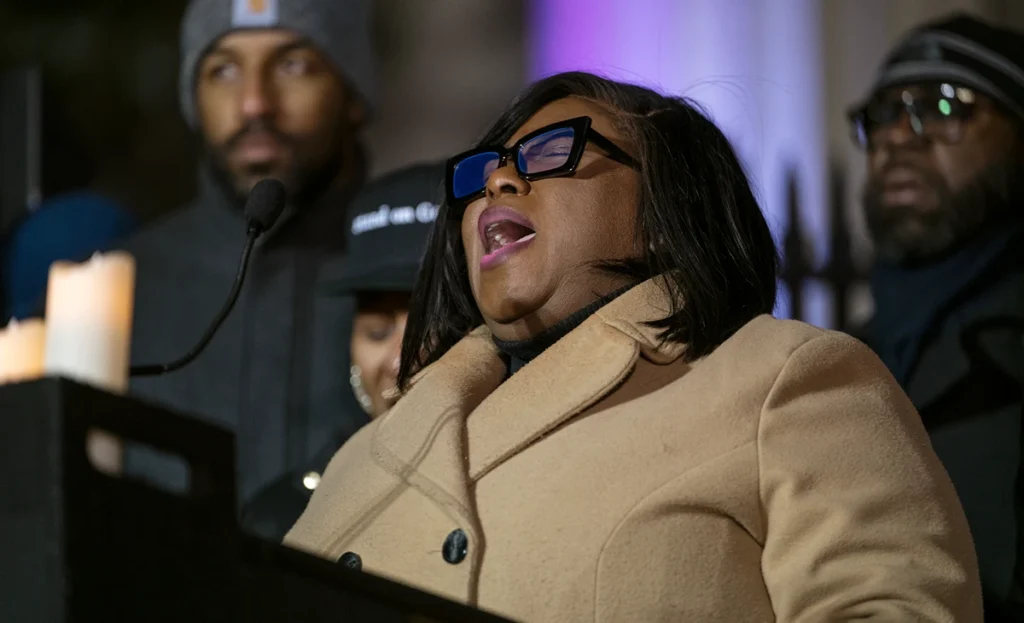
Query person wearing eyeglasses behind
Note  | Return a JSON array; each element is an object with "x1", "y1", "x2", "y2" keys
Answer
[
  {"x1": 847, "y1": 14, "x2": 1024, "y2": 620},
  {"x1": 241, "y1": 162, "x2": 442, "y2": 542},
  {"x1": 285, "y1": 72, "x2": 981, "y2": 621}
]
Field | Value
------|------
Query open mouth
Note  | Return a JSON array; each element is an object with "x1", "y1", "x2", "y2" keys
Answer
[
  {"x1": 477, "y1": 207, "x2": 537, "y2": 269},
  {"x1": 483, "y1": 221, "x2": 536, "y2": 254}
]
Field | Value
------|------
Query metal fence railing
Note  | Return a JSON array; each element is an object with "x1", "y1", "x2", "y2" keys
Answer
[{"x1": 779, "y1": 166, "x2": 869, "y2": 330}]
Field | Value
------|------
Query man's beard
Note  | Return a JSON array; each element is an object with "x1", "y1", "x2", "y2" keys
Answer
[
  {"x1": 862, "y1": 155, "x2": 1023, "y2": 266},
  {"x1": 206, "y1": 118, "x2": 349, "y2": 211}
]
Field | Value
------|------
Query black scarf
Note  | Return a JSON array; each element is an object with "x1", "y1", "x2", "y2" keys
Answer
[{"x1": 868, "y1": 218, "x2": 1024, "y2": 385}]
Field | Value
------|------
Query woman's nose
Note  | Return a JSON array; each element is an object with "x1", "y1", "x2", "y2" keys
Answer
[{"x1": 485, "y1": 163, "x2": 529, "y2": 200}]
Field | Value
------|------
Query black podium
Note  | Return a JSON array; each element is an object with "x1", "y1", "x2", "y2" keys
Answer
[{"x1": 0, "y1": 378, "x2": 513, "y2": 622}]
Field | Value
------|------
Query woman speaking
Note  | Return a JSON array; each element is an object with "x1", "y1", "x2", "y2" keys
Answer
[{"x1": 286, "y1": 72, "x2": 981, "y2": 622}]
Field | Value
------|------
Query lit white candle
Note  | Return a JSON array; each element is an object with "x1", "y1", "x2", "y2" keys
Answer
[
  {"x1": 0, "y1": 318, "x2": 46, "y2": 384},
  {"x1": 44, "y1": 251, "x2": 135, "y2": 393}
]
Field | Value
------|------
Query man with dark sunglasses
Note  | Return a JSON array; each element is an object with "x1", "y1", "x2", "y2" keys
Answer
[{"x1": 848, "y1": 13, "x2": 1024, "y2": 620}]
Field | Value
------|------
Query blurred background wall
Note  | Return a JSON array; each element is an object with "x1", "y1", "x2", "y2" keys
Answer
[
  {"x1": 0, "y1": 0, "x2": 526, "y2": 226},
  {"x1": 2, "y1": 0, "x2": 1023, "y2": 325}
]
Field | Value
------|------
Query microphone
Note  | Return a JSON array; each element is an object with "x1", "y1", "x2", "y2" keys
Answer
[{"x1": 129, "y1": 178, "x2": 287, "y2": 377}]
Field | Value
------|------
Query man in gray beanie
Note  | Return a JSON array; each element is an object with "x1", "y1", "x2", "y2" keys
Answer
[
  {"x1": 118, "y1": 0, "x2": 375, "y2": 509},
  {"x1": 848, "y1": 13, "x2": 1024, "y2": 619}
]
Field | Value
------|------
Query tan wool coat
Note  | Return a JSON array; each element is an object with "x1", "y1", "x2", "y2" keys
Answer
[{"x1": 286, "y1": 279, "x2": 982, "y2": 622}]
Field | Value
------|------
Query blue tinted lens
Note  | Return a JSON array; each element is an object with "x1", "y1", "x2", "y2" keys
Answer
[
  {"x1": 452, "y1": 152, "x2": 500, "y2": 200},
  {"x1": 852, "y1": 117, "x2": 869, "y2": 147},
  {"x1": 518, "y1": 127, "x2": 576, "y2": 175}
]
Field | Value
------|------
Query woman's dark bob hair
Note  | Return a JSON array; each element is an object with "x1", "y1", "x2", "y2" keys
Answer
[{"x1": 398, "y1": 71, "x2": 778, "y2": 390}]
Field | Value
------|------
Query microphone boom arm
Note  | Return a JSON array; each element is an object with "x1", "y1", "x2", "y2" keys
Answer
[{"x1": 129, "y1": 228, "x2": 258, "y2": 377}]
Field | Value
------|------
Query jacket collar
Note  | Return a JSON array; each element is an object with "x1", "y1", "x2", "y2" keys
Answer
[
  {"x1": 370, "y1": 277, "x2": 685, "y2": 524},
  {"x1": 193, "y1": 163, "x2": 352, "y2": 252}
]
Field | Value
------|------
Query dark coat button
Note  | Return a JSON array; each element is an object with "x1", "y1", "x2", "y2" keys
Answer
[
  {"x1": 442, "y1": 529, "x2": 468, "y2": 564},
  {"x1": 338, "y1": 551, "x2": 362, "y2": 570}
]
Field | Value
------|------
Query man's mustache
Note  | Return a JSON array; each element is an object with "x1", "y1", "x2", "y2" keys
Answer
[
  {"x1": 223, "y1": 120, "x2": 293, "y2": 152},
  {"x1": 876, "y1": 154, "x2": 930, "y2": 180},
  {"x1": 868, "y1": 155, "x2": 949, "y2": 195}
]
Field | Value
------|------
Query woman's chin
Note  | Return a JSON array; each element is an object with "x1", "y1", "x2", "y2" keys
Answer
[
  {"x1": 478, "y1": 293, "x2": 548, "y2": 331},
  {"x1": 472, "y1": 268, "x2": 542, "y2": 317}
]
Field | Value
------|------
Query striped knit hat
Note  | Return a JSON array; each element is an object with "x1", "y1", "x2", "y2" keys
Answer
[{"x1": 862, "y1": 13, "x2": 1024, "y2": 121}]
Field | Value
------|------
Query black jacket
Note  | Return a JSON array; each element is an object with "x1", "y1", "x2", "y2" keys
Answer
[
  {"x1": 864, "y1": 220, "x2": 1024, "y2": 621},
  {"x1": 241, "y1": 431, "x2": 348, "y2": 541},
  {"x1": 119, "y1": 169, "x2": 368, "y2": 505}
]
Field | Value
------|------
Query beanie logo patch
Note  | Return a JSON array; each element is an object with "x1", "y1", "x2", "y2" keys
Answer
[{"x1": 232, "y1": 0, "x2": 279, "y2": 27}]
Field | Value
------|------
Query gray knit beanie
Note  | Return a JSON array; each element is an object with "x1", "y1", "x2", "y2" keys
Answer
[{"x1": 178, "y1": 0, "x2": 375, "y2": 128}]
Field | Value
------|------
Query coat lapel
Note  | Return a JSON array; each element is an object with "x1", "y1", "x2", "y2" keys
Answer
[
  {"x1": 465, "y1": 321, "x2": 640, "y2": 481},
  {"x1": 370, "y1": 277, "x2": 688, "y2": 517},
  {"x1": 467, "y1": 277, "x2": 686, "y2": 480},
  {"x1": 371, "y1": 329, "x2": 504, "y2": 528}
]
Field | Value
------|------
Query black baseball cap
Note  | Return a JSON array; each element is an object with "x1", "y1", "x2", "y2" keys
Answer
[{"x1": 319, "y1": 162, "x2": 443, "y2": 294}]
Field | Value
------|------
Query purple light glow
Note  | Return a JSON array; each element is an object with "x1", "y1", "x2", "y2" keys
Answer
[
  {"x1": 528, "y1": 0, "x2": 695, "y2": 93},
  {"x1": 528, "y1": 0, "x2": 829, "y2": 325}
]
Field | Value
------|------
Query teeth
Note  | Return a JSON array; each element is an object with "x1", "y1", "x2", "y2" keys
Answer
[
  {"x1": 485, "y1": 225, "x2": 513, "y2": 253},
  {"x1": 483, "y1": 221, "x2": 535, "y2": 254}
]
